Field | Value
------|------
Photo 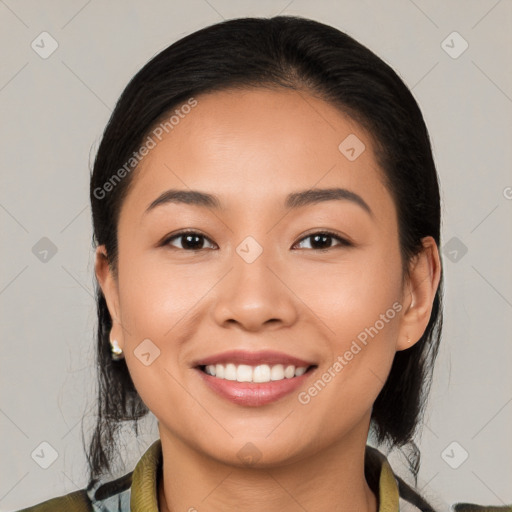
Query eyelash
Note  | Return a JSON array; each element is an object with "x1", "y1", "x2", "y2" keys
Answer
[{"x1": 161, "y1": 229, "x2": 353, "y2": 251}]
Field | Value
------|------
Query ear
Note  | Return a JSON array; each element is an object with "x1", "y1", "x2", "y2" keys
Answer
[
  {"x1": 95, "y1": 245, "x2": 125, "y2": 350},
  {"x1": 396, "y1": 236, "x2": 441, "y2": 351}
]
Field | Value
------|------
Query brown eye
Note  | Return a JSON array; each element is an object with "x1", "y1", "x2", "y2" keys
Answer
[
  {"x1": 294, "y1": 231, "x2": 352, "y2": 250},
  {"x1": 163, "y1": 231, "x2": 216, "y2": 251}
]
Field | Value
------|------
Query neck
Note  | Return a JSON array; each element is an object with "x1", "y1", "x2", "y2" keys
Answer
[{"x1": 157, "y1": 422, "x2": 378, "y2": 512}]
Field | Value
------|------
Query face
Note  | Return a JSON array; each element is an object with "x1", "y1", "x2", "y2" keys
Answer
[{"x1": 97, "y1": 87, "x2": 436, "y2": 467}]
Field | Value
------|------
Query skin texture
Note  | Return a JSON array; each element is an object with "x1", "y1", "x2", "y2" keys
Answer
[{"x1": 95, "y1": 87, "x2": 441, "y2": 512}]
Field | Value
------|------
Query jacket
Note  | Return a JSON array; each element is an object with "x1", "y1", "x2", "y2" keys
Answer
[{"x1": 14, "y1": 439, "x2": 512, "y2": 512}]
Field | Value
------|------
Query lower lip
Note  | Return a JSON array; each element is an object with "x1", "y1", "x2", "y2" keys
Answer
[{"x1": 195, "y1": 367, "x2": 315, "y2": 407}]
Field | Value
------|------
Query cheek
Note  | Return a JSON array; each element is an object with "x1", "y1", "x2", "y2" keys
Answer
[
  {"x1": 292, "y1": 247, "x2": 403, "y2": 414},
  {"x1": 116, "y1": 247, "x2": 208, "y2": 339},
  {"x1": 291, "y1": 246, "x2": 403, "y2": 341},
  {"x1": 115, "y1": 249, "x2": 211, "y2": 411},
  {"x1": 115, "y1": 261, "x2": 193, "y2": 416}
]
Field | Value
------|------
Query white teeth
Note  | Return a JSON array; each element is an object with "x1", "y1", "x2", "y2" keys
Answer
[
  {"x1": 253, "y1": 364, "x2": 271, "y2": 383},
  {"x1": 294, "y1": 366, "x2": 307, "y2": 377},
  {"x1": 236, "y1": 364, "x2": 253, "y2": 382},
  {"x1": 284, "y1": 365, "x2": 295, "y2": 379},
  {"x1": 203, "y1": 363, "x2": 309, "y2": 382},
  {"x1": 270, "y1": 364, "x2": 284, "y2": 380},
  {"x1": 224, "y1": 363, "x2": 237, "y2": 381}
]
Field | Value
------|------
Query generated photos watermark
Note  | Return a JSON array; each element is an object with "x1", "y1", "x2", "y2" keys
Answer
[
  {"x1": 298, "y1": 300, "x2": 403, "y2": 405},
  {"x1": 93, "y1": 97, "x2": 198, "y2": 200}
]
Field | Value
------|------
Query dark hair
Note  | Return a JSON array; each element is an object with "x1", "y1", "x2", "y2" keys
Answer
[{"x1": 87, "y1": 14, "x2": 443, "y2": 509}]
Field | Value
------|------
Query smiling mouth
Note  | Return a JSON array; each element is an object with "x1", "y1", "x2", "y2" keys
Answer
[{"x1": 197, "y1": 363, "x2": 317, "y2": 383}]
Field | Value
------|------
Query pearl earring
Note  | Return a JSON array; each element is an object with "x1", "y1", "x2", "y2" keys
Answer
[{"x1": 110, "y1": 338, "x2": 124, "y2": 360}]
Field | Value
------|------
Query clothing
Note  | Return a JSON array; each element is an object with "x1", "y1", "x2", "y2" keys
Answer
[{"x1": 14, "y1": 439, "x2": 511, "y2": 512}]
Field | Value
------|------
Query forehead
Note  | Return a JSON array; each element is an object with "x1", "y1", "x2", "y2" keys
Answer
[{"x1": 120, "y1": 87, "x2": 394, "y2": 222}]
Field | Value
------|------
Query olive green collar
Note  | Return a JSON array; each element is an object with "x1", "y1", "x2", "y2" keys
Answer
[{"x1": 130, "y1": 439, "x2": 162, "y2": 511}]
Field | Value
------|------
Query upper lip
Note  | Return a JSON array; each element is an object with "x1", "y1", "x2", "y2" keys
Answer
[{"x1": 193, "y1": 350, "x2": 316, "y2": 368}]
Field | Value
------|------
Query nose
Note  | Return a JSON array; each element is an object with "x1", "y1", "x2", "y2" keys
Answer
[{"x1": 211, "y1": 245, "x2": 299, "y2": 332}]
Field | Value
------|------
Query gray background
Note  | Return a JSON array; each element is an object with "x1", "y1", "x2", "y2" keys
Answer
[{"x1": 1, "y1": 1, "x2": 511, "y2": 511}]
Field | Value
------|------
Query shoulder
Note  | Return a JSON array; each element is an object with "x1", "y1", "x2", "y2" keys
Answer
[
  {"x1": 366, "y1": 445, "x2": 512, "y2": 512},
  {"x1": 14, "y1": 489, "x2": 92, "y2": 512},
  {"x1": 13, "y1": 471, "x2": 132, "y2": 512},
  {"x1": 12, "y1": 439, "x2": 160, "y2": 512}
]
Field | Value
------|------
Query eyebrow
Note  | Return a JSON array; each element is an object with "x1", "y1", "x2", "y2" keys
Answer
[{"x1": 144, "y1": 187, "x2": 373, "y2": 218}]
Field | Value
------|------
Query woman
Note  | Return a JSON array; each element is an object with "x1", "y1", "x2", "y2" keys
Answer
[{"x1": 16, "y1": 15, "x2": 511, "y2": 512}]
